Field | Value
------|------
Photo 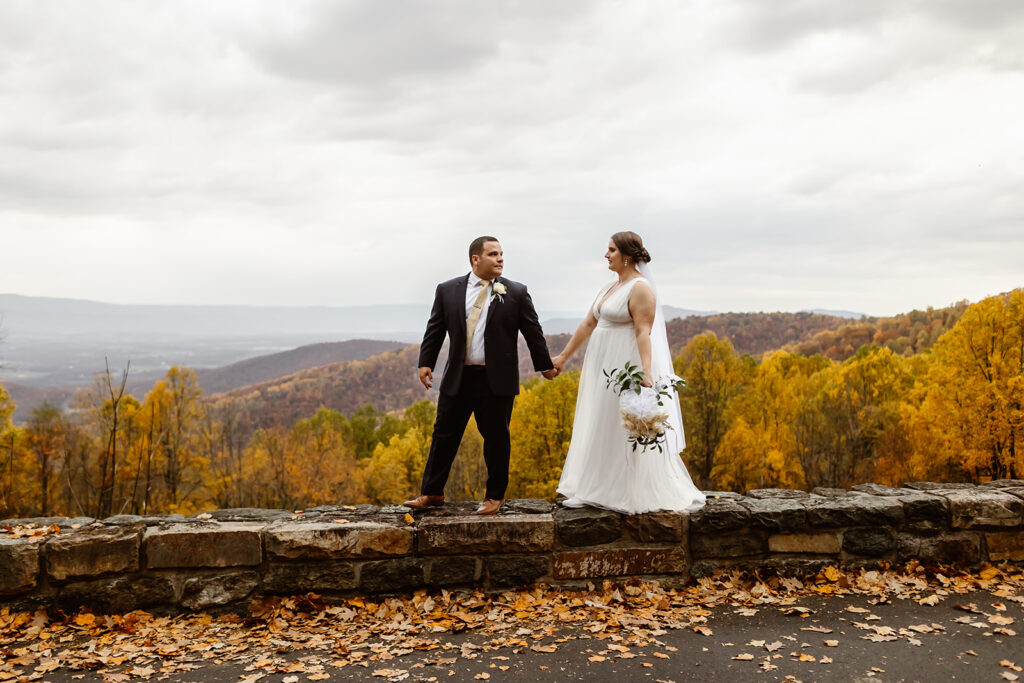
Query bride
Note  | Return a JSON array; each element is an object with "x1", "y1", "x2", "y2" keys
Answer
[{"x1": 552, "y1": 232, "x2": 705, "y2": 514}]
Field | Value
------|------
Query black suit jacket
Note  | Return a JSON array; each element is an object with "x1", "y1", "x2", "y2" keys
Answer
[{"x1": 418, "y1": 274, "x2": 553, "y2": 397}]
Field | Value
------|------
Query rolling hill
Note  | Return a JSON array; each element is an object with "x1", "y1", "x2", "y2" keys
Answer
[
  {"x1": 196, "y1": 339, "x2": 409, "y2": 394},
  {"x1": 210, "y1": 300, "x2": 972, "y2": 437},
  {"x1": 4, "y1": 339, "x2": 411, "y2": 423},
  {"x1": 3, "y1": 299, "x2": 972, "y2": 430}
]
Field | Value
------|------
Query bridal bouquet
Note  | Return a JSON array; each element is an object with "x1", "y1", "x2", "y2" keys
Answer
[{"x1": 603, "y1": 362, "x2": 686, "y2": 453}]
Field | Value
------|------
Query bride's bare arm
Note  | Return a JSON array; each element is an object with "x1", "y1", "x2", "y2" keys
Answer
[
  {"x1": 628, "y1": 282, "x2": 656, "y2": 386},
  {"x1": 552, "y1": 309, "x2": 599, "y2": 371}
]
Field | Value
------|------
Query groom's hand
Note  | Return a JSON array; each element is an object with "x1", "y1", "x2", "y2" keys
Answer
[
  {"x1": 418, "y1": 366, "x2": 433, "y2": 389},
  {"x1": 541, "y1": 368, "x2": 559, "y2": 380}
]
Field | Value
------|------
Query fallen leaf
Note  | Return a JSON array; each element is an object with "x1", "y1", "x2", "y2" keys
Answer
[{"x1": 733, "y1": 653, "x2": 754, "y2": 661}]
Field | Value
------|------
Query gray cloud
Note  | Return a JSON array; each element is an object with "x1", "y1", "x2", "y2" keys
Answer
[
  {"x1": 243, "y1": 0, "x2": 593, "y2": 88},
  {"x1": 0, "y1": 1, "x2": 1021, "y2": 317}
]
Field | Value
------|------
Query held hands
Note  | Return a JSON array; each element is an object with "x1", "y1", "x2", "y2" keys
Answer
[
  {"x1": 542, "y1": 353, "x2": 568, "y2": 380},
  {"x1": 418, "y1": 367, "x2": 433, "y2": 389}
]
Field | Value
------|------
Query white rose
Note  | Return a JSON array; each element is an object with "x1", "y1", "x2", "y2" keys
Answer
[{"x1": 492, "y1": 282, "x2": 507, "y2": 295}]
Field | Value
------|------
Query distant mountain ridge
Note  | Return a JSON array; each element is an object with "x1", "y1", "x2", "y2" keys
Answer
[
  {"x1": 197, "y1": 339, "x2": 408, "y2": 394},
  {"x1": 212, "y1": 345, "x2": 430, "y2": 431},
  {"x1": 4, "y1": 339, "x2": 410, "y2": 423},
  {"x1": 2, "y1": 297, "x2": 974, "y2": 429},
  {"x1": 0, "y1": 293, "x2": 429, "y2": 340}
]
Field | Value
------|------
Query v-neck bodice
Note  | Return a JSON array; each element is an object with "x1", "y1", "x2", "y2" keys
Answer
[{"x1": 593, "y1": 277, "x2": 646, "y2": 326}]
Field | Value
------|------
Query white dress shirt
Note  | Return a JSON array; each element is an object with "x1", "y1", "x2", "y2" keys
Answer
[{"x1": 465, "y1": 271, "x2": 492, "y2": 365}]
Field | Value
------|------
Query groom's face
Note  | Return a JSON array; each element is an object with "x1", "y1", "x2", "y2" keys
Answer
[{"x1": 472, "y1": 240, "x2": 504, "y2": 279}]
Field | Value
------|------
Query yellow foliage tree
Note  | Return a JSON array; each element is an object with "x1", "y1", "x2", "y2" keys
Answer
[
  {"x1": 676, "y1": 333, "x2": 751, "y2": 488},
  {"x1": 361, "y1": 428, "x2": 429, "y2": 504},
  {"x1": 714, "y1": 351, "x2": 817, "y2": 491},
  {"x1": 509, "y1": 372, "x2": 580, "y2": 500},
  {"x1": 808, "y1": 346, "x2": 914, "y2": 488},
  {"x1": 142, "y1": 367, "x2": 208, "y2": 514},
  {"x1": 915, "y1": 291, "x2": 1024, "y2": 480}
]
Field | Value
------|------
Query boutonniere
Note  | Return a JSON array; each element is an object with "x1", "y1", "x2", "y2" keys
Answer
[{"x1": 491, "y1": 281, "x2": 507, "y2": 303}]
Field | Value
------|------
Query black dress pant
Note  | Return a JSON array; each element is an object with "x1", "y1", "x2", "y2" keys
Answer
[{"x1": 420, "y1": 366, "x2": 515, "y2": 500}]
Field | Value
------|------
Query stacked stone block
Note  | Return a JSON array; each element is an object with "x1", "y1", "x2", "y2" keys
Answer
[{"x1": 1, "y1": 482, "x2": 1022, "y2": 613}]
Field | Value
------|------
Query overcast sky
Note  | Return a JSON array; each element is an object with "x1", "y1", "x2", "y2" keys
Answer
[{"x1": 1, "y1": 0, "x2": 1022, "y2": 317}]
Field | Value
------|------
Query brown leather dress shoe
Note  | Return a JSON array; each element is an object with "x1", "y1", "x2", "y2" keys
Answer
[
  {"x1": 402, "y1": 495, "x2": 445, "y2": 509},
  {"x1": 475, "y1": 499, "x2": 503, "y2": 515}
]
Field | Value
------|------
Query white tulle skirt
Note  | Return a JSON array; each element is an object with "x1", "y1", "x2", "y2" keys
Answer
[{"x1": 556, "y1": 319, "x2": 706, "y2": 514}]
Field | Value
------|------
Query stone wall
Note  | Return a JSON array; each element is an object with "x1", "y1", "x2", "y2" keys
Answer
[{"x1": 2, "y1": 482, "x2": 1023, "y2": 613}]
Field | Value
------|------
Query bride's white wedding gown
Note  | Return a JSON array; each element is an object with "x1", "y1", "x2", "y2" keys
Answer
[{"x1": 556, "y1": 278, "x2": 706, "y2": 514}]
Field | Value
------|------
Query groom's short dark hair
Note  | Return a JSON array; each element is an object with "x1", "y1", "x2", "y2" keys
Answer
[{"x1": 469, "y1": 236, "x2": 499, "y2": 262}]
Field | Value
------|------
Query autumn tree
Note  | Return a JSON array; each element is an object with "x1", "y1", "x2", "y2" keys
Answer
[
  {"x1": 143, "y1": 366, "x2": 207, "y2": 513},
  {"x1": 802, "y1": 347, "x2": 913, "y2": 488},
  {"x1": 203, "y1": 398, "x2": 256, "y2": 509},
  {"x1": 915, "y1": 291, "x2": 1024, "y2": 480},
  {"x1": 361, "y1": 428, "x2": 429, "y2": 504},
  {"x1": 289, "y1": 407, "x2": 360, "y2": 505},
  {"x1": 676, "y1": 333, "x2": 751, "y2": 488},
  {"x1": 343, "y1": 404, "x2": 403, "y2": 461},
  {"x1": 25, "y1": 403, "x2": 67, "y2": 515},
  {"x1": 714, "y1": 351, "x2": 826, "y2": 491},
  {"x1": 445, "y1": 419, "x2": 487, "y2": 502},
  {"x1": 508, "y1": 372, "x2": 580, "y2": 499}
]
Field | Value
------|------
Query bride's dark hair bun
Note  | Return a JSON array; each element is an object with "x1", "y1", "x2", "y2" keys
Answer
[{"x1": 611, "y1": 231, "x2": 652, "y2": 264}]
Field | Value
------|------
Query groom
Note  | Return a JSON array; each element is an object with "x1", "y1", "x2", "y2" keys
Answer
[{"x1": 403, "y1": 236, "x2": 557, "y2": 515}]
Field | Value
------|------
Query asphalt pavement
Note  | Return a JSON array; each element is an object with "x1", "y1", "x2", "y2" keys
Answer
[{"x1": 8, "y1": 590, "x2": 1023, "y2": 683}]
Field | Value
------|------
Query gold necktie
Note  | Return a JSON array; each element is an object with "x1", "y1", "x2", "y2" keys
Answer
[{"x1": 465, "y1": 279, "x2": 491, "y2": 359}]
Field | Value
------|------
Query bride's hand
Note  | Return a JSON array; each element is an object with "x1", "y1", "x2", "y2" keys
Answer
[
  {"x1": 552, "y1": 353, "x2": 566, "y2": 371},
  {"x1": 640, "y1": 372, "x2": 653, "y2": 388}
]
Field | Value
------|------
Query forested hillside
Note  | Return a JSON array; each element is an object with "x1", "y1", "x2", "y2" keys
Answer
[
  {"x1": 213, "y1": 345, "x2": 431, "y2": 431},
  {"x1": 198, "y1": 339, "x2": 408, "y2": 394},
  {"x1": 1, "y1": 292, "x2": 1016, "y2": 519},
  {"x1": 666, "y1": 302, "x2": 967, "y2": 360}
]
